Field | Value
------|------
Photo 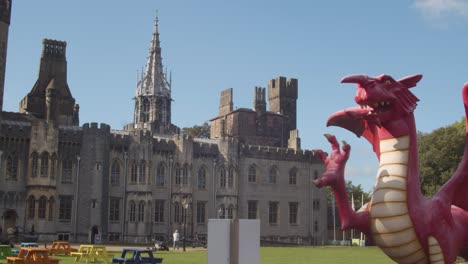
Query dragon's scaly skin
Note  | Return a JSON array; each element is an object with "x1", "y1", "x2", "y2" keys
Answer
[{"x1": 314, "y1": 74, "x2": 468, "y2": 263}]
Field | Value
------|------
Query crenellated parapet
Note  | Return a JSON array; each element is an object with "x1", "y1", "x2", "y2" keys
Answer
[
  {"x1": 42, "y1": 39, "x2": 66, "y2": 59},
  {"x1": 82, "y1": 122, "x2": 111, "y2": 136},
  {"x1": 193, "y1": 141, "x2": 219, "y2": 159},
  {"x1": 58, "y1": 126, "x2": 82, "y2": 143},
  {"x1": 240, "y1": 144, "x2": 321, "y2": 163},
  {"x1": 152, "y1": 136, "x2": 176, "y2": 155}
]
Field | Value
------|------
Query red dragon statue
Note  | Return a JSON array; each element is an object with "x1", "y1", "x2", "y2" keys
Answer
[{"x1": 313, "y1": 74, "x2": 468, "y2": 263}]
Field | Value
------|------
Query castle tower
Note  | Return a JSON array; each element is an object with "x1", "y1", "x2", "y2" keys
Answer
[
  {"x1": 0, "y1": 0, "x2": 12, "y2": 112},
  {"x1": 253, "y1": 86, "x2": 266, "y2": 113},
  {"x1": 268, "y1": 76, "x2": 298, "y2": 142},
  {"x1": 19, "y1": 39, "x2": 79, "y2": 126},
  {"x1": 133, "y1": 16, "x2": 173, "y2": 134}
]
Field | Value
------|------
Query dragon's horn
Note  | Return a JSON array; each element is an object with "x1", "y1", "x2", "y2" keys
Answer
[
  {"x1": 398, "y1": 74, "x2": 423, "y2": 89},
  {"x1": 340, "y1": 75, "x2": 372, "y2": 86}
]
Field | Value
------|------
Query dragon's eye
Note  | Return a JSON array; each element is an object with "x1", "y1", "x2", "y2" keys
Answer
[{"x1": 384, "y1": 80, "x2": 391, "y2": 85}]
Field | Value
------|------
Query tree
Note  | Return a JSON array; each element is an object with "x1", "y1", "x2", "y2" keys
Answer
[
  {"x1": 418, "y1": 117, "x2": 466, "y2": 197},
  {"x1": 181, "y1": 122, "x2": 210, "y2": 139},
  {"x1": 327, "y1": 180, "x2": 371, "y2": 210}
]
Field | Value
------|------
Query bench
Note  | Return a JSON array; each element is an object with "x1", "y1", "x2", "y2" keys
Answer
[
  {"x1": 49, "y1": 257, "x2": 60, "y2": 264},
  {"x1": 6, "y1": 256, "x2": 24, "y2": 264}
]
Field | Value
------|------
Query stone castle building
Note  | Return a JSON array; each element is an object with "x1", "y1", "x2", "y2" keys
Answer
[{"x1": 0, "y1": 1, "x2": 327, "y2": 245}]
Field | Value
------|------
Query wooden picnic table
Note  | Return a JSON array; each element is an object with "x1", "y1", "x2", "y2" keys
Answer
[
  {"x1": 112, "y1": 249, "x2": 162, "y2": 264},
  {"x1": 70, "y1": 245, "x2": 112, "y2": 263},
  {"x1": 49, "y1": 241, "x2": 77, "y2": 256},
  {"x1": 12, "y1": 243, "x2": 39, "y2": 256},
  {"x1": 6, "y1": 248, "x2": 59, "y2": 264}
]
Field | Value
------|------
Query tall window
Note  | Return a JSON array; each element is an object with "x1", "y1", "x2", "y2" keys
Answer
[
  {"x1": 227, "y1": 167, "x2": 234, "y2": 188},
  {"x1": 268, "y1": 201, "x2": 279, "y2": 224},
  {"x1": 6, "y1": 153, "x2": 18, "y2": 180},
  {"x1": 156, "y1": 163, "x2": 165, "y2": 187},
  {"x1": 142, "y1": 99, "x2": 150, "y2": 123},
  {"x1": 61, "y1": 159, "x2": 73, "y2": 183},
  {"x1": 138, "y1": 201, "x2": 145, "y2": 222},
  {"x1": 248, "y1": 165, "x2": 256, "y2": 183},
  {"x1": 197, "y1": 201, "x2": 206, "y2": 224},
  {"x1": 219, "y1": 205, "x2": 225, "y2": 219},
  {"x1": 269, "y1": 166, "x2": 278, "y2": 184},
  {"x1": 129, "y1": 201, "x2": 136, "y2": 222},
  {"x1": 109, "y1": 198, "x2": 120, "y2": 222},
  {"x1": 154, "y1": 200, "x2": 164, "y2": 223},
  {"x1": 289, "y1": 202, "x2": 298, "y2": 225},
  {"x1": 139, "y1": 161, "x2": 146, "y2": 183},
  {"x1": 182, "y1": 164, "x2": 189, "y2": 185},
  {"x1": 130, "y1": 162, "x2": 138, "y2": 183},
  {"x1": 59, "y1": 196, "x2": 72, "y2": 221},
  {"x1": 31, "y1": 152, "x2": 39, "y2": 177},
  {"x1": 289, "y1": 168, "x2": 297, "y2": 185},
  {"x1": 40, "y1": 152, "x2": 49, "y2": 177},
  {"x1": 227, "y1": 205, "x2": 234, "y2": 219},
  {"x1": 219, "y1": 167, "x2": 226, "y2": 188},
  {"x1": 248, "y1": 201, "x2": 257, "y2": 219},
  {"x1": 38, "y1": 196, "x2": 47, "y2": 219},
  {"x1": 175, "y1": 164, "x2": 181, "y2": 185},
  {"x1": 48, "y1": 197, "x2": 55, "y2": 220},
  {"x1": 198, "y1": 167, "x2": 206, "y2": 190},
  {"x1": 111, "y1": 160, "x2": 120, "y2": 186},
  {"x1": 314, "y1": 220, "x2": 319, "y2": 232},
  {"x1": 50, "y1": 154, "x2": 57, "y2": 179},
  {"x1": 28, "y1": 196, "x2": 36, "y2": 218},
  {"x1": 314, "y1": 170, "x2": 319, "y2": 180},
  {"x1": 174, "y1": 202, "x2": 181, "y2": 223},
  {"x1": 313, "y1": 199, "x2": 320, "y2": 211}
]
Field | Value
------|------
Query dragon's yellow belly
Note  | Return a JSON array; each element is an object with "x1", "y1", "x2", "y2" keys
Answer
[{"x1": 370, "y1": 136, "x2": 427, "y2": 263}]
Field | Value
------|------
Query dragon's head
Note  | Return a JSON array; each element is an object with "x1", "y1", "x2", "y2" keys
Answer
[{"x1": 327, "y1": 74, "x2": 423, "y2": 137}]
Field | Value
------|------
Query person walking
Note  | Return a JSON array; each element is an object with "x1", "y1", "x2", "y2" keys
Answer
[{"x1": 173, "y1": 230, "x2": 180, "y2": 250}]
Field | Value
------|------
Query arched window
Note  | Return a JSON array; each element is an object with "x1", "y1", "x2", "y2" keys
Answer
[
  {"x1": 129, "y1": 201, "x2": 136, "y2": 222},
  {"x1": 227, "y1": 205, "x2": 234, "y2": 219},
  {"x1": 219, "y1": 205, "x2": 225, "y2": 219},
  {"x1": 130, "y1": 162, "x2": 138, "y2": 183},
  {"x1": 227, "y1": 166, "x2": 234, "y2": 188},
  {"x1": 182, "y1": 163, "x2": 189, "y2": 186},
  {"x1": 248, "y1": 165, "x2": 256, "y2": 183},
  {"x1": 269, "y1": 166, "x2": 278, "y2": 184},
  {"x1": 198, "y1": 166, "x2": 206, "y2": 190},
  {"x1": 219, "y1": 166, "x2": 226, "y2": 188},
  {"x1": 142, "y1": 99, "x2": 150, "y2": 123},
  {"x1": 28, "y1": 196, "x2": 36, "y2": 219},
  {"x1": 6, "y1": 153, "x2": 18, "y2": 180},
  {"x1": 40, "y1": 152, "x2": 49, "y2": 177},
  {"x1": 174, "y1": 202, "x2": 181, "y2": 223},
  {"x1": 289, "y1": 168, "x2": 297, "y2": 185},
  {"x1": 50, "y1": 154, "x2": 57, "y2": 179},
  {"x1": 156, "y1": 163, "x2": 165, "y2": 187},
  {"x1": 38, "y1": 196, "x2": 47, "y2": 219},
  {"x1": 31, "y1": 152, "x2": 39, "y2": 178},
  {"x1": 139, "y1": 161, "x2": 146, "y2": 183},
  {"x1": 138, "y1": 201, "x2": 145, "y2": 222},
  {"x1": 61, "y1": 159, "x2": 73, "y2": 183},
  {"x1": 111, "y1": 160, "x2": 121, "y2": 186},
  {"x1": 174, "y1": 163, "x2": 181, "y2": 185},
  {"x1": 48, "y1": 197, "x2": 55, "y2": 220}
]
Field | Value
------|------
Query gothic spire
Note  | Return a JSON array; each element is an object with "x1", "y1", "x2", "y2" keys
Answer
[{"x1": 136, "y1": 15, "x2": 171, "y2": 98}]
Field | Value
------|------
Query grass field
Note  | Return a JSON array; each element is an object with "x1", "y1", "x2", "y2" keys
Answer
[{"x1": 23, "y1": 246, "x2": 395, "y2": 264}]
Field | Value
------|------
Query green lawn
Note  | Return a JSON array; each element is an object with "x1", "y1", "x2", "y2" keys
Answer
[{"x1": 15, "y1": 246, "x2": 394, "y2": 264}]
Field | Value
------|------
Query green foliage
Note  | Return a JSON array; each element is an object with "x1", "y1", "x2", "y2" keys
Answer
[
  {"x1": 181, "y1": 122, "x2": 210, "y2": 138},
  {"x1": 327, "y1": 180, "x2": 371, "y2": 210},
  {"x1": 418, "y1": 117, "x2": 466, "y2": 197}
]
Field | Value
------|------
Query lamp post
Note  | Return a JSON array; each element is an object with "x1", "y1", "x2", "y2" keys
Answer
[{"x1": 182, "y1": 197, "x2": 189, "y2": 252}]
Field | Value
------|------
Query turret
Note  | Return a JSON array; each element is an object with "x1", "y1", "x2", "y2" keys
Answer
[
  {"x1": 219, "y1": 88, "x2": 233, "y2": 116},
  {"x1": 19, "y1": 39, "x2": 78, "y2": 126},
  {"x1": 132, "y1": 16, "x2": 174, "y2": 135},
  {"x1": 253, "y1": 86, "x2": 266, "y2": 113}
]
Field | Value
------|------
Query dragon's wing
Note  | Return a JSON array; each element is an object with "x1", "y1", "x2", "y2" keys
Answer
[{"x1": 434, "y1": 83, "x2": 468, "y2": 210}]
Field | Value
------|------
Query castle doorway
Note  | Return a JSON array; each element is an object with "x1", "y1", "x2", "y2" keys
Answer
[
  {"x1": 90, "y1": 225, "x2": 99, "y2": 244},
  {"x1": 2, "y1": 209, "x2": 18, "y2": 242}
]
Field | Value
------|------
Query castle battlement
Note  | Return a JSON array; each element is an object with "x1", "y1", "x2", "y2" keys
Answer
[
  {"x1": 0, "y1": 121, "x2": 31, "y2": 139},
  {"x1": 240, "y1": 144, "x2": 319, "y2": 163},
  {"x1": 82, "y1": 122, "x2": 111, "y2": 135}
]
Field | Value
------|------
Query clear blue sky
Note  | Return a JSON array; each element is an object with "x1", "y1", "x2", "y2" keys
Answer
[{"x1": 4, "y1": 0, "x2": 468, "y2": 192}]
